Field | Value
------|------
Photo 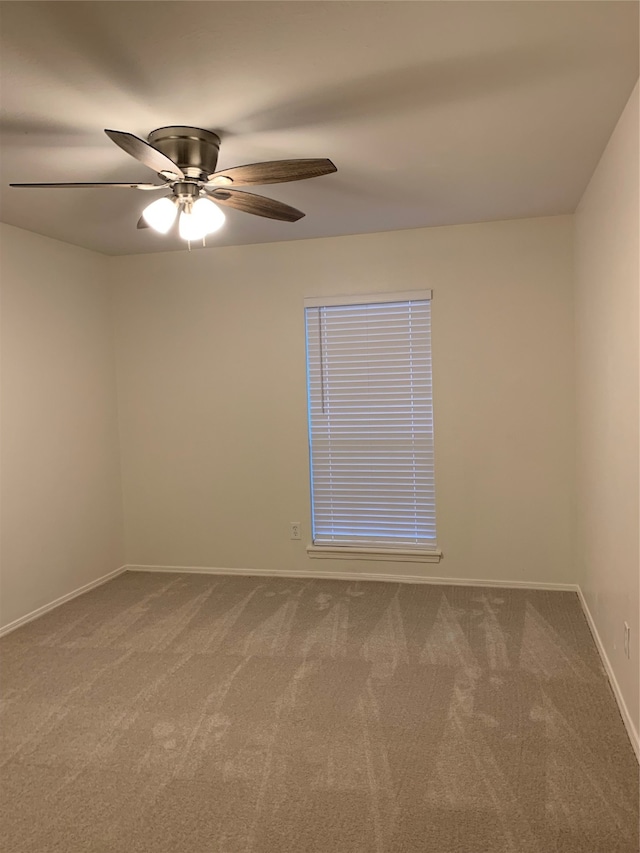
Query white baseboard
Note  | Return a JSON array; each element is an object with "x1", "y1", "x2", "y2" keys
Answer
[
  {"x1": 125, "y1": 563, "x2": 578, "y2": 592},
  {"x1": 0, "y1": 562, "x2": 574, "y2": 641},
  {"x1": 577, "y1": 587, "x2": 640, "y2": 762},
  {"x1": 0, "y1": 565, "x2": 128, "y2": 639}
]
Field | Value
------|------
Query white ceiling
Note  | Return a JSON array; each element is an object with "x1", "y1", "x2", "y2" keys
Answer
[{"x1": 0, "y1": 1, "x2": 637, "y2": 256}]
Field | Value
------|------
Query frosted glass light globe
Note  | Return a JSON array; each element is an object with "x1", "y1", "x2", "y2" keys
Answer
[
  {"x1": 193, "y1": 197, "x2": 225, "y2": 236},
  {"x1": 142, "y1": 197, "x2": 177, "y2": 234},
  {"x1": 178, "y1": 209, "x2": 202, "y2": 241},
  {"x1": 178, "y1": 199, "x2": 225, "y2": 241}
]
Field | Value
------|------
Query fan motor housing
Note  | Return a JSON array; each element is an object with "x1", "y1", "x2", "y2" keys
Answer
[{"x1": 147, "y1": 126, "x2": 221, "y2": 178}]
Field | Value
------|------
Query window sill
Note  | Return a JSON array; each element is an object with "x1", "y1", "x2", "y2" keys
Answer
[{"x1": 306, "y1": 545, "x2": 442, "y2": 564}]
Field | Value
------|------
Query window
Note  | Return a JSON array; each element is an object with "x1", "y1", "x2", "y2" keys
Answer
[{"x1": 305, "y1": 291, "x2": 439, "y2": 560}]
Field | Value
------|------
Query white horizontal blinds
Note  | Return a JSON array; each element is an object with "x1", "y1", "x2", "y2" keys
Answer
[{"x1": 305, "y1": 295, "x2": 436, "y2": 549}]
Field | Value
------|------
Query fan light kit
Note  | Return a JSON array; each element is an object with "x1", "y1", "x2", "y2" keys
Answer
[
  {"x1": 10, "y1": 126, "x2": 337, "y2": 245},
  {"x1": 143, "y1": 195, "x2": 225, "y2": 239}
]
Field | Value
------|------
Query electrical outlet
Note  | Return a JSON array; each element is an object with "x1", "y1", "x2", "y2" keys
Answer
[
  {"x1": 624, "y1": 622, "x2": 630, "y2": 659},
  {"x1": 290, "y1": 522, "x2": 301, "y2": 540}
]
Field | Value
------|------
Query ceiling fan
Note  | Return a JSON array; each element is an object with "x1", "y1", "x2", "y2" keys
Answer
[{"x1": 10, "y1": 126, "x2": 337, "y2": 242}]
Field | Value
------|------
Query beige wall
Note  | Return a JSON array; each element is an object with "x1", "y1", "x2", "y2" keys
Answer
[
  {"x1": 0, "y1": 224, "x2": 124, "y2": 629},
  {"x1": 574, "y1": 83, "x2": 639, "y2": 738},
  {"x1": 111, "y1": 215, "x2": 575, "y2": 585}
]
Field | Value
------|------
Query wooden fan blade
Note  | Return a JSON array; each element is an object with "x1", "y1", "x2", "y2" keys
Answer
[
  {"x1": 105, "y1": 129, "x2": 184, "y2": 179},
  {"x1": 207, "y1": 188, "x2": 304, "y2": 222},
  {"x1": 9, "y1": 182, "x2": 165, "y2": 190},
  {"x1": 206, "y1": 158, "x2": 336, "y2": 187}
]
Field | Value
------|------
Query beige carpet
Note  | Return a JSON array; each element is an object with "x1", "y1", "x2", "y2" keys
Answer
[{"x1": 0, "y1": 571, "x2": 638, "y2": 852}]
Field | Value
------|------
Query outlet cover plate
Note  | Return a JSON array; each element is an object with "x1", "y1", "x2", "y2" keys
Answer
[
  {"x1": 624, "y1": 622, "x2": 630, "y2": 658},
  {"x1": 290, "y1": 522, "x2": 301, "y2": 540}
]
